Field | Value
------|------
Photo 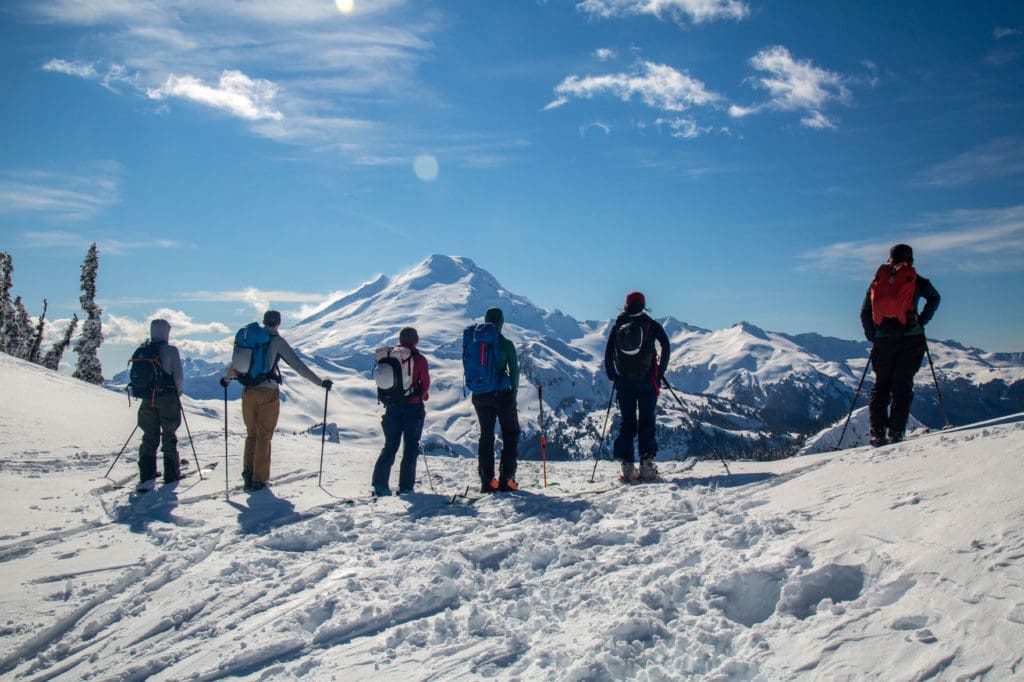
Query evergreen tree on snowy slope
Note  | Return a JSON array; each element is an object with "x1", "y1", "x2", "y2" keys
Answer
[
  {"x1": 27, "y1": 299, "x2": 47, "y2": 364},
  {"x1": 0, "y1": 252, "x2": 14, "y2": 355},
  {"x1": 43, "y1": 314, "x2": 78, "y2": 371},
  {"x1": 72, "y1": 244, "x2": 103, "y2": 384},
  {"x1": 13, "y1": 296, "x2": 34, "y2": 360}
]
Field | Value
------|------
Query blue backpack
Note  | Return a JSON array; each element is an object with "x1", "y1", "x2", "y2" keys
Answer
[
  {"x1": 462, "y1": 323, "x2": 509, "y2": 394},
  {"x1": 232, "y1": 322, "x2": 278, "y2": 387}
]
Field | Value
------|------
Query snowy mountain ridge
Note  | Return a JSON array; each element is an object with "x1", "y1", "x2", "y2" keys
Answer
[{"x1": 109, "y1": 254, "x2": 1024, "y2": 459}]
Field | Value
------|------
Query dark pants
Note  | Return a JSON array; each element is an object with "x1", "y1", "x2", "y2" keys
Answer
[
  {"x1": 372, "y1": 402, "x2": 425, "y2": 492},
  {"x1": 472, "y1": 390, "x2": 520, "y2": 485},
  {"x1": 614, "y1": 378, "x2": 658, "y2": 463},
  {"x1": 138, "y1": 392, "x2": 181, "y2": 483},
  {"x1": 869, "y1": 335, "x2": 927, "y2": 436}
]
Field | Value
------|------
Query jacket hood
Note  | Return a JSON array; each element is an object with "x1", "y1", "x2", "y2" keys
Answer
[
  {"x1": 150, "y1": 319, "x2": 171, "y2": 343},
  {"x1": 484, "y1": 307, "x2": 504, "y2": 331}
]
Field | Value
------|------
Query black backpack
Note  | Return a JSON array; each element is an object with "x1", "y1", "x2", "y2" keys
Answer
[
  {"x1": 129, "y1": 341, "x2": 173, "y2": 400},
  {"x1": 614, "y1": 317, "x2": 655, "y2": 380}
]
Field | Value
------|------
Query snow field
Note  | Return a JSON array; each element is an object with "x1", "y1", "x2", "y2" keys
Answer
[{"x1": 2, "y1": 352, "x2": 1024, "y2": 679}]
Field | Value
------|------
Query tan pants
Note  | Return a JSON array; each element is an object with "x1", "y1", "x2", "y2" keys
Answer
[{"x1": 242, "y1": 387, "x2": 280, "y2": 483}]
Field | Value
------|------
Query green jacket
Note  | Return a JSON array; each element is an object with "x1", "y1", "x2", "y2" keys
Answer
[{"x1": 485, "y1": 307, "x2": 519, "y2": 397}]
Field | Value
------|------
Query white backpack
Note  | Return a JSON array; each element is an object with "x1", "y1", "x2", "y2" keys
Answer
[{"x1": 374, "y1": 346, "x2": 415, "y2": 405}]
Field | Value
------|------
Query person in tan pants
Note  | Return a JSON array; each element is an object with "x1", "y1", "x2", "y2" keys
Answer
[{"x1": 222, "y1": 310, "x2": 332, "y2": 491}]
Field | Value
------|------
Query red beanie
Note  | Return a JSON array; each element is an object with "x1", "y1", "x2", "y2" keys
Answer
[{"x1": 624, "y1": 291, "x2": 646, "y2": 313}]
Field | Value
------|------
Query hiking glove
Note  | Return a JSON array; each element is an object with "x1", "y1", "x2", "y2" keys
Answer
[
  {"x1": 321, "y1": 379, "x2": 333, "y2": 390},
  {"x1": 219, "y1": 377, "x2": 231, "y2": 388}
]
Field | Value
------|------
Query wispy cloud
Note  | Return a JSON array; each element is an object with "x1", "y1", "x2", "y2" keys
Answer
[
  {"x1": 735, "y1": 46, "x2": 851, "y2": 129},
  {"x1": 914, "y1": 137, "x2": 1024, "y2": 188},
  {"x1": 800, "y1": 204, "x2": 1024, "y2": 275},
  {"x1": 655, "y1": 116, "x2": 711, "y2": 139},
  {"x1": 995, "y1": 27, "x2": 1022, "y2": 40},
  {"x1": 544, "y1": 61, "x2": 720, "y2": 113},
  {"x1": 0, "y1": 163, "x2": 122, "y2": 220},
  {"x1": 26, "y1": 1, "x2": 486, "y2": 165},
  {"x1": 19, "y1": 230, "x2": 184, "y2": 254},
  {"x1": 594, "y1": 48, "x2": 617, "y2": 61},
  {"x1": 42, "y1": 58, "x2": 97, "y2": 78},
  {"x1": 577, "y1": 0, "x2": 749, "y2": 24},
  {"x1": 147, "y1": 70, "x2": 284, "y2": 121}
]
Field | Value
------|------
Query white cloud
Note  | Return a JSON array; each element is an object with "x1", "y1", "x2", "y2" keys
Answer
[
  {"x1": 727, "y1": 103, "x2": 759, "y2": 118},
  {"x1": 594, "y1": 48, "x2": 617, "y2": 61},
  {"x1": 545, "y1": 61, "x2": 720, "y2": 113},
  {"x1": 0, "y1": 164, "x2": 122, "y2": 220},
  {"x1": 995, "y1": 27, "x2": 1022, "y2": 40},
  {"x1": 104, "y1": 310, "x2": 233, "y2": 357},
  {"x1": 577, "y1": 0, "x2": 749, "y2": 24},
  {"x1": 914, "y1": 137, "x2": 1024, "y2": 188},
  {"x1": 42, "y1": 58, "x2": 97, "y2": 78},
  {"x1": 27, "y1": 1, "x2": 481, "y2": 165},
  {"x1": 579, "y1": 121, "x2": 612, "y2": 137},
  {"x1": 655, "y1": 116, "x2": 710, "y2": 139},
  {"x1": 800, "y1": 204, "x2": 1024, "y2": 275},
  {"x1": 182, "y1": 288, "x2": 332, "y2": 317},
  {"x1": 147, "y1": 70, "x2": 284, "y2": 121},
  {"x1": 738, "y1": 46, "x2": 850, "y2": 129}
]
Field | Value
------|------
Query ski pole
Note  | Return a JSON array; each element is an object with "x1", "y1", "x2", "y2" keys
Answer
[
  {"x1": 923, "y1": 337, "x2": 951, "y2": 428},
  {"x1": 420, "y1": 443, "x2": 438, "y2": 494},
  {"x1": 223, "y1": 382, "x2": 229, "y2": 498},
  {"x1": 836, "y1": 348, "x2": 872, "y2": 450},
  {"x1": 589, "y1": 382, "x2": 616, "y2": 483},
  {"x1": 317, "y1": 385, "x2": 330, "y2": 487},
  {"x1": 104, "y1": 424, "x2": 138, "y2": 478},
  {"x1": 538, "y1": 383, "x2": 549, "y2": 487},
  {"x1": 178, "y1": 400, "x2": 204, "y2": 480},
  {"x1": 661, "y1": 377, "x2": 731, "y2": 476}
]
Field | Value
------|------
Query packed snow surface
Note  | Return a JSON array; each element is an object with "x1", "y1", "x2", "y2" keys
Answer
[{"x1": 2, "y1": 352, "x2": 1023, "y2": 680}]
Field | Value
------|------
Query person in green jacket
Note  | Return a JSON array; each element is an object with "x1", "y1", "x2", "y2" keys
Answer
[
  {"x1": 472, "y1": 307, "x2": 521, "y2": 492},
  {"x1": 859, "y1": 243, "x2": 941, "y2": 446}
]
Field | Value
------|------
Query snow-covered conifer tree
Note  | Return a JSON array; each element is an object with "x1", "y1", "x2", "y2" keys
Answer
[
  {"x1": 42, "y1": 314, "x2": 78, "y2": 371},
  {"x1": 28, "y1": 299, "x2": 47, "y2": 364},
  {"x1": 13, "y1": 296, "x2": 33, "y2": 359},
  {"x1": 72, "y1": 243, "x2": 104, "y2": 384},
  {"x1": 0, "y1": 252, "x2": 14, "y2": 355}
]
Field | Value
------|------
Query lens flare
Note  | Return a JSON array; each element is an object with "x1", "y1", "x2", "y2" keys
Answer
[
  {"x1": 335, "y1": 0, "x2": 355, "y2": 14},
  {"x1": 413, "y1": 155, "x2": 439, "y2": 182}
]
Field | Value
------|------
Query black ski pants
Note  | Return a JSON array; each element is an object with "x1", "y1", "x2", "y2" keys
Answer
[
  {"x1": 613, "y1": 377, "x2": 659, "y2": 463},
  {"x1": 138, "y1": 392, "x2": 181, "y2": 483},
  {"x1": 372, "y1": 402, "x2": 425, "y2": 493},
  {"x1": 869, "y1": 334, "x2": 927, "y2": 437},
  {"x1": 472, "y1": 390, "x2": 520, "y2": 485}
]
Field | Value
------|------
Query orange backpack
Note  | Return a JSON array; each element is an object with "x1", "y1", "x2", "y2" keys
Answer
[{"x1": 870, "y1": 262, "x2": 917, "y2": 325}]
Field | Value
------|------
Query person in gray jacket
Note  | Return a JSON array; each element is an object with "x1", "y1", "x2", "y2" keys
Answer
[
  {"x1": 221, "y1": 310, "x2": 332, "y2": 491},
  {"x1": 135, "y1": 319, "x2": 185, "y2": 489}
]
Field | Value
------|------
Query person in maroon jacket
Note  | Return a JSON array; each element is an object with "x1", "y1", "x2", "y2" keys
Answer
[{"x1": 372, "y1": 327, "x2": 431, "y2": 496}]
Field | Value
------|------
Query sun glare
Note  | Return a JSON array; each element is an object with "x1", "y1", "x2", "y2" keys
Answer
[
  {"x1": 335, "y1": 0, "x2": 355, "y2": 14},
  {"x1": 413, "y1": 154, "x2": 439, "y2": 182}
]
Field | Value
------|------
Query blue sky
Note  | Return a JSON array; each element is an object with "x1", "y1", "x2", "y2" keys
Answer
[{"x1": 1, "y1": 0, "x2": 1022, "y2": 372}]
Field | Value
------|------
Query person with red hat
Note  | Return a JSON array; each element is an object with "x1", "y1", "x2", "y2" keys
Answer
[
  {"x1": 604, "y1": 291, "x2": 671, "y2": 482},
  {"x1": 859, "y1": 244, "x2": 941, "y2": 446}
]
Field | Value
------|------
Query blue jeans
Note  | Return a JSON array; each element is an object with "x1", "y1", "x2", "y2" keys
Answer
[
  {"x1": 372, "y1": 402, "x2": 425, "y2": 492},
  {"x1": 613, "y1": 378, "x2": 658, "y2": 463}
]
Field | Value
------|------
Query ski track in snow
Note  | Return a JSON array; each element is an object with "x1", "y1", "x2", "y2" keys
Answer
[{"x1": 2, "y1": 354, "x2": 1024, "y2": 680}]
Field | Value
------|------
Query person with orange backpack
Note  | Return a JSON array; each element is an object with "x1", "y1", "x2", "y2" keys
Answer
[{"x1": 859, "y1": 244, "x2": 940, "y2": 447}]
